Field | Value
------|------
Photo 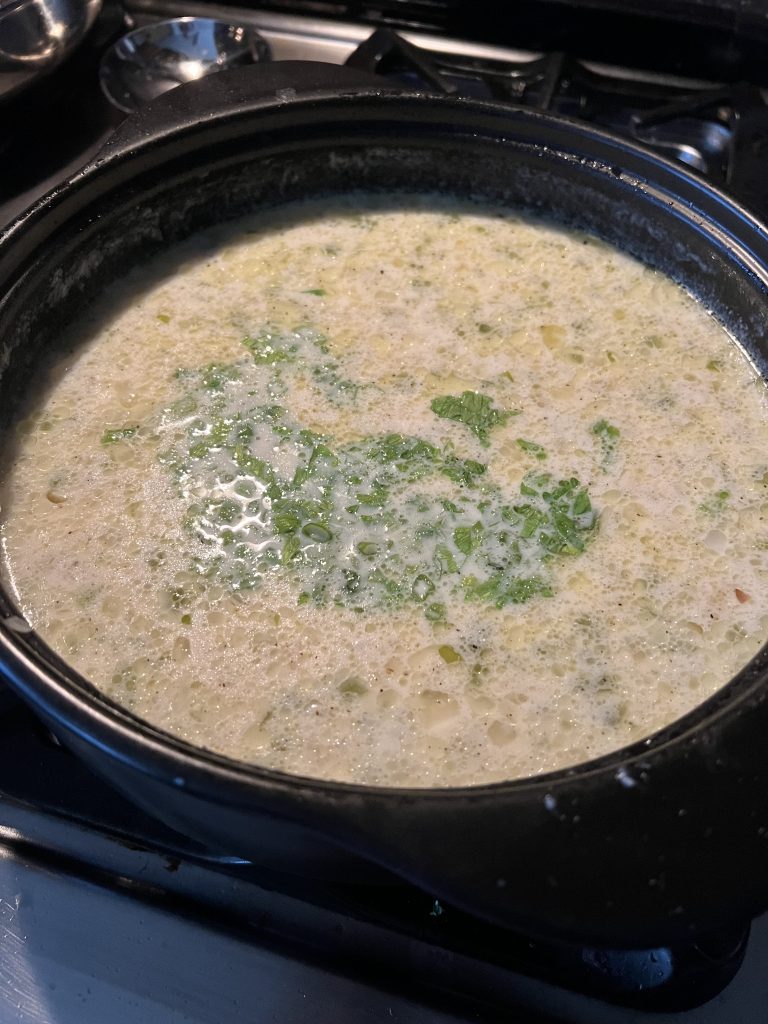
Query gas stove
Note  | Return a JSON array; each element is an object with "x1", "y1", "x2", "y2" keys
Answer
[
  {"x1": 4, "y1": 0, "x2": 768, "y2": 222},
  {"x1": 1, "y1": 691, "x2": 766, "y2": 1023},
  {"x1": 2, "y1": 4, "x2": 768, "y2": 1022}
]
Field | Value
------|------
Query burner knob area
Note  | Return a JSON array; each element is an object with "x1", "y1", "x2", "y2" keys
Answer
[
  {"x1": 98, "y1": 16, "x2": 271, "y2": 115},
  {"x1": 0, "y1": 0, "x2": 103, "y2": 101}
]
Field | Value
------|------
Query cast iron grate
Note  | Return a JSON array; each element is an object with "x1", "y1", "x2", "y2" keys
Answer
[
  {"x1": 222, "y1": 0, "x2": 768, "y2": 85},
  {"x1": 345, "y1": 27, "x2": 768, "y2": 219}
]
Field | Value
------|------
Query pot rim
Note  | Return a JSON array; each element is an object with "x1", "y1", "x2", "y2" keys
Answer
[{"x1": 2, "y1": 84, "x2": 768, "y2": 805}]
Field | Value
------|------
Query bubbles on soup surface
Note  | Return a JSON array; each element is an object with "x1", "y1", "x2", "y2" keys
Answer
[{"x1": 2, "y1": 194, "x2": 767, "y2": 786}]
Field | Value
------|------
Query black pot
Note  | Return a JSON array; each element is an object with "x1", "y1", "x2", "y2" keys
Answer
[{"x1": 2, "y1": 62, "x2": 768, "y2": 950}]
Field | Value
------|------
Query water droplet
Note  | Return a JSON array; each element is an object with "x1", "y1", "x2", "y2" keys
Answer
[{"x1": 615, "y1": 766, "x2": 638, "y2": 788}]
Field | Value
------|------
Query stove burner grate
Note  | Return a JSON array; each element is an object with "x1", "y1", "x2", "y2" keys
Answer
[{"x1": 346, "y1": 27, "x2": 768, "y2": 217}]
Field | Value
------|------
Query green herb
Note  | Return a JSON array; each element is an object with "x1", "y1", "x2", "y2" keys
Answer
[
  {"x1": 435, "y1": 544, "x2": 459, "y2": 575},
  {"x1": 441, "y1": 499, "x2": 461, "y2": 514},
  {"x1": 425, "y1": 602, "x2": 447, "y2": 623},
  {"x1": 592, "y1": 419, "x2": 619, "y2": 441},
  {"x1": 188, "y1": 417, "x2": 233, "y2": 458},
  {"x1": 312, "y1": 365, "x2": 360, "y2": 402},
  {"x1": 201, "y1": 363, "x2": 240, "y2": 389},
  {"x1": 516, "y1": 438, "x2": 547, "y2": 461},
  {"x1": 242, "y1": 330, "x2": 296, "y2": 365},
  {"x1": 356, "y1": 483, "x2": 389, "y2": 507},
  {"x1": 453, "y1": 522, "x2": 484, "y2": 556},
  {"x1": 274, "y1": 512, "x2": 301, "y2": 534},
  {"x1": 101, "y1": 426, "x2": 137, "y2": 444},
  {"x1": 282, "y1": 536, "x2": 301, "y2": 564},
  {"x1": 505, "y1": 472, "x2": 596, "y2": 557},
  {"x1": 368, "y1": 433, "x2": 440, "y2": 468},
  {"x1": 510, "y1": 503, "x2": 548, "y2": 539},
  {"x1": 463, "y1": 573, "x2": 553, "y2": 607},
  {"x1": 158, "y1": 322, "x2": 599, "y2": 619},
  {"x1": 591, "y1": 419, "x2": 620, "y2": 469},
  {"x1": 302, "y1": 288, "x2": 326, "y2": 296},
  {"x1": 699, "y1": 489, "x2": 731, "y2": 516},
  {"x1": 430, "y1": 391, "x2": 510, "y2": 446},
  {"x1": 440, "y1": 456, "x2": 487, "y2": 488},
  {"x1": 357, "y1": 541, "x2": 379, "y2": 558}
]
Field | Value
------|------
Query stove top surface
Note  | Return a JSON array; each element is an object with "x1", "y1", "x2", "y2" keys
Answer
[
  {"x1": 3, "y1": 0, "x2": 768, "y2": 223},
  {"x1": 0, "y1": 690, "x2": 764, "y2": 1023},
  {"x1": 3, "y1": 4, "x2": 768, "y2": 1021}
]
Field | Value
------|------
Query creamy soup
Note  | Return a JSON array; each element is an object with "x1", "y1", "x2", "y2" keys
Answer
[{"x1": 2, "y1": 195, "x2": 768, "y2": 787}]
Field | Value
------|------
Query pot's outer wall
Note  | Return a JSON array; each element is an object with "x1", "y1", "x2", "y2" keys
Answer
[{"x1": 3, "y1": 81, "x2": 768, "y2": 947}]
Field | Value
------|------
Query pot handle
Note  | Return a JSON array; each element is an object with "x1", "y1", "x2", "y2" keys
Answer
[
  {"x1": 99, "y1": 61, "x2": 403, "y2": 163},
  {"x1": 299, "y1": 691, "x2": 768, "y2": 949}
]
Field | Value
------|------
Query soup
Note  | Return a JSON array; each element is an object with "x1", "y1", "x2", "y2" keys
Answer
[{"x1": 2, "y1": 195, "x2": 767, "y2": 787}]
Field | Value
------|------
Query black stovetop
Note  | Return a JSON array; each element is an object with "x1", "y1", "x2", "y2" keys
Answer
[{"x1": 0, "y1": 688, "x2": 753, "y2": 1019}]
